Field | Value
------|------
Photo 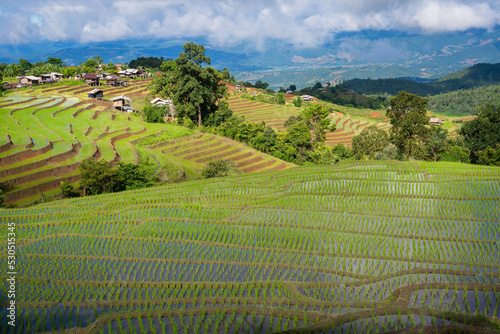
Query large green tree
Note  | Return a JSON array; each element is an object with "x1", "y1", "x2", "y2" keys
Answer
[
  {"x1": 459, "y1": 103, "x2": 500, "y2": 163},
  {"x1": 175, "y1": 43, "x2": 227, "y2": 126},
  {"x1": 352, "y1": 125, "x2": 390, "y2": 159},
  {"x1": 386, "y1": 91, "x2": 430, "y2": 158},
  {"x1": 150, "y1": 43, "x2": 227, "y2": 127}
]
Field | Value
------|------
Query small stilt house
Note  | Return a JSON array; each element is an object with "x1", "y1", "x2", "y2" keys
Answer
[
  {"x1": 83, "y1": 73, "x2": 100, "y2": 86},
  {"x1": 111, "y1": 95, "x2": 132, "y2": 111},
  {"x1": 17, "y1": 76, "x2": 41, "y2": 86},
  {"x1": 88, "y1": 89, "x2": 103, "y2": 99}
]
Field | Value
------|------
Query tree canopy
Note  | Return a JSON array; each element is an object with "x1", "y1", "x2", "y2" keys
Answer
[
  {"x1": 149, "y1": 42, "x2": 227, "y2": 127},
  {"x1": 459, "y1": 103, "x2": 500, "y2": 163},
  {"x1": 386, "y1": 91, "x2": 430, "y2": 158},
  {"x1": 352, "y1": 125, "x2": 390, "y2": 159},
  {"x1": 301, "y1": 104, "x2": 333, "y2": 146}
]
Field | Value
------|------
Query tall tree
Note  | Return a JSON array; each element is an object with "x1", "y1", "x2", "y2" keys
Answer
[
  {"x1": 301, "y1": 104, "x2": 334, "y2": 146},
  {"x1": 459, "y1": 103, "x2": 500, "y2": 163},
  {"x1": 386, "y1": 91, "x2": 430, "y2": 158},
  {"x1": 46, "y1": 57, "x2": 64, "y2": 66},
  {"x1": 157, "y1": 42, "x2": 227, "y2": 127}
]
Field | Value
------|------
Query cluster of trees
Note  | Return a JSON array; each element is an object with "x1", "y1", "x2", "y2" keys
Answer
[
  {"x1": 207, "y1": 104, "x2": 336, "y2": 164},
  {"x1": 242, "y1": 80, "x2": 270, "y2": 90},
  {"x1": 128, "y1": 56, "x2": 165, "y2": 70},
  {"x1": 351, "y1": 91, "x2": 463, "y2": 162},
  {"x1": 0, "y1": 55, "x2": 127, "y2": 81},
  {"x1": 427, "y1": 85, "x2": 500, "y2": 116},
  {"x1": 349, "y1": 91, "x2": 500, "y2": 165},
  {"x1": 61, "y1": 160, "x2": 156, "y2": 198},
  {"x1": 149, "y1": 42, "x2": 227, "y2": 127},
  {"x1": 1, "y1": 58, "x2": 66, "y2": 78}
]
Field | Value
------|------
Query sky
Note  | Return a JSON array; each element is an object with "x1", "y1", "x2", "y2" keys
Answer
[{"x1": 1, "y1": 0, "x2": 500, "y2": 49}]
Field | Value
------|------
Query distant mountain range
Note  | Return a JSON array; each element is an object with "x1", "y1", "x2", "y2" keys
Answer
[
  {"x1": 1, "y1": 27, "x2": 499, "y2": 88},
  {"x1": 340, "y1": 63, "x2": 500, "y2": 96}
]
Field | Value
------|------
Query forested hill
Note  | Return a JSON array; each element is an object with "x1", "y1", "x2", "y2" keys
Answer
[{"x1": 341, "y1": 63, "x2": 500, "y2": 96}]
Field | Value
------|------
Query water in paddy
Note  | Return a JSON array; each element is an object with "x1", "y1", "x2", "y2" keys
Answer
[
  {"x1": 100, "y1": 315, "x2": 309, "y2": 334},
  {"x1": 317, "y1": 315, "x2": 463, "y2": 334},
  {"x1": 409, "y1": 289, "x2": 500, "y2": 318}
]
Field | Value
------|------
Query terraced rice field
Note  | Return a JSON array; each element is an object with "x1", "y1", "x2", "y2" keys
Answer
[
  {"x1": 0, "y1": 83, "x2": 290, "y2": 206},
  {"x1": 228, "y1": 97, "x2": 301, "y2": 130},
  {"x1": 228, "y1": 96, "x2": 391, "y2": 148},
  {"x1": 150, "y1": 133, "x2": 291, "y2": 178},
  {"x1": 325, "y1": 115, "x2": 391, "y2": 148},
  {"x1": 1, "y1": 160, "x2": 499, "y2": 333}
]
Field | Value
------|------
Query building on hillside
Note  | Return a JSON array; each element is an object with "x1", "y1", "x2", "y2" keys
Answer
[
  {"x1": 39, "y1": 74, "x2": 53, "y2": 83},
  {"x1": 118, "y1": 68, "x2": 147, "y2": 79},
  {"x1": 104, "y1": 74, "x2": 121, "y2": 86},
  {"x1": 285, "y1": 90, "x2": 293, "y2": 95},
  {"x1": 83, "y1": 73, "x2": 100, "y2": 86},
  {"x1": 111, "y1": 95, "x2": 132, "y2": 111},
  {"x1": 235, "y1": 84, "x2": 242, "y2": 92},
  {"x1": 429, "y1": 118, "x2": 445, "y2": 126},
  {"x1": 40, "y1": 72, "x2": 63, "y2": 83},
  {"x1": 88, "y1": 89, "x2": 103, "y2": 99},
  {"x1": 150, "y1": 97, "x2": 172, "y2": 106},
  {"x1": 17, "y1": 76, "x2": 41, "y2": 86},
  {"x1": 301, "y1": 95, "x2": 314, "y2": 101}
]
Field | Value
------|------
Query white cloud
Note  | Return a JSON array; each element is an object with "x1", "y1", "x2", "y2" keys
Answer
[{"x1": 1, "y1": 0, "x2": 499, "y2": 47}]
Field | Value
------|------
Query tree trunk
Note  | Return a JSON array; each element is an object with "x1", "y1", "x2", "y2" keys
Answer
[
  {"x1": 198, "y1": 104, "x2": 202, "y2": 127},
  {"x1": 169, "y1": 103, "x2": 174, "y2": 121}
]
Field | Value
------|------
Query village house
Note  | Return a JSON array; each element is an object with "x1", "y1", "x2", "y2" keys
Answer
[
  {"x1": 150, "y1": 97, "x2": 172, "y2": 107},
  {"x1": 118, "y1": 68, "x2": 146, "y2": 79},
  {"x1": 111, "y1": 95, "x2": 132, "y2": 111},
  {"x1": 301, "y1": 95, "x2": 314, "y2": 102},
  {"x1": 234, "y1": 84, "x2": 242, "y2": 92},
  {"x1": 17, "y1": 76, "x2": 41, "y2": 86},
  {"x1": 151, "y1": 98, "x2": 175, "y2": 118},
  {"x1": 39, "y1": 72, "x2": 64, "y2": 83},
  {"x1": 83, "y1": 73, "x2": 100, "y2": 86},
  {"x1": 429, "y1": 118, "x2": 445, "y2": 126},
  {"x1": 104, "y1": 74, "x2": 121, "y2": 86},
  {"x1": 88, "y1": 88, "x2": 103, "y2": 99}
]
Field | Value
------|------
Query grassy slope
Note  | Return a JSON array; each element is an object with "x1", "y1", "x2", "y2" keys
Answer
[{"x1": 0, "y1": 160, "x2": 499, "y2": 333}]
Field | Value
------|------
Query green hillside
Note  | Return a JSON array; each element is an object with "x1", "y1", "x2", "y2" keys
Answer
[
  {"x1": 1, "y1": 160, "x2": 499, "y2": 333},
  {"x1": 341, "y1": 63, "x2": 500, "y2": 98},
  {"x1": 0, "y1": 82, "x2": 291, "y2": 206}
]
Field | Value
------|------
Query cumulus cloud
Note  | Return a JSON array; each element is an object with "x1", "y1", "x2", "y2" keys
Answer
[{"x1": 1, "y1": 0, "x2": 499, "y2": 47}]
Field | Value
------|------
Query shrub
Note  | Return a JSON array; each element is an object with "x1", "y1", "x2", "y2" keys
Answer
[
  {"x1": 60, "y1": 182, "x2": 80, "y2": 198},
  {"x1": 142, "y1": 102, "x2": 165, "y2": 123},
  {"x1": 277, "y1": 92, "x2": 285, "y2": 105},
  {"x1": 201, "y1": 159, "x2": 233, "y2": 178},
  {"x1": 293, "y1": 97, "x2": 302, "y2": 107},
  {"x1": 374, "y1": 145, "x2": 398, "y2": 160}
]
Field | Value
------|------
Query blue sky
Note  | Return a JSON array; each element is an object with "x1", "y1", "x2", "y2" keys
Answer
[{"x1": 1, "y1": 0, "x2": 499, "y2": 49}]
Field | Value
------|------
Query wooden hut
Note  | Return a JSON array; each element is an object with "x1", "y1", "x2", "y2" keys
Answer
[
  {"x1": 111, "y1": 95, "x2": 132, "y2": 111},
  {"x1": 88, "y1": 89, "x2": 103, "y2": 99}
]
